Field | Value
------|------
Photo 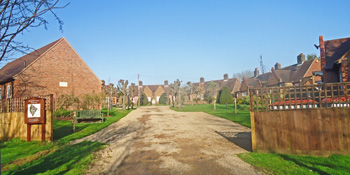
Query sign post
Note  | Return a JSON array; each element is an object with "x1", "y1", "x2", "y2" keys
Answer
[{"x1": 24, "y1": 97, "x2": 46, "y2": 142}]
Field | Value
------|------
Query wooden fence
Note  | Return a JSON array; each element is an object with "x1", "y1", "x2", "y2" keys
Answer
[
  {"x1": 0, "y1": 95, "x2": 53, "y2": 142},
  {"x1": 249, "y1": 83, "x2": 350, "y2": 155}
]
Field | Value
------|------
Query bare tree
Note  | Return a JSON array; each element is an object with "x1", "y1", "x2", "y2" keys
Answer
[
  {"x1": 187, "y1": 81, "x2": 195, "y2": 105},
  {"x1": 171, "y1": 79, "x2": 182, "y2": 109},
  {"x1": 0, "y1": 0, "x2": 69, "y2": 61},
  {"x1": 232, "y1": 70, "x2": 254, "y2": 81},
  {"x1": 128, "y1": 85, "x2": 135, "y2": 109},
  {"x1": 117, "y1": 79, "x2": 128, "y2": 110},
  {"x1": 207, "y1": 81, "x2": 218, "y2": 110}
]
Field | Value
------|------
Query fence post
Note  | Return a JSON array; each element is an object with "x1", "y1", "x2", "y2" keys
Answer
[
  {"x1": 234, "y1": 98, "x2": 237, "y2": 114},
  {"x1": 72, "y1": 111, "x2": 76, "y2": 132}
]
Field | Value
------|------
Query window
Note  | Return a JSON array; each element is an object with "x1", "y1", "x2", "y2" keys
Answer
[
  {"x1": 0, "y1": 88, "x2": 1, "y2": 99},
  {"x1": 7, "y1": 85, "x2": 11, "y2": 98}
]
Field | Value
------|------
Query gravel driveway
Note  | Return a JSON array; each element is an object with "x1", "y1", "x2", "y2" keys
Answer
[{"x1": 72, "y1": 106, "x2": 262, "y2": 175}]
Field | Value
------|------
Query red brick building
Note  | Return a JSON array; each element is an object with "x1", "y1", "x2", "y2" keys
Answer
[
  {"x1": 319, "y1": 36, "x2": 350, "y2": 83},
  {"x1": 0, "y1": 37, "x2": 101, "y2": 100}
]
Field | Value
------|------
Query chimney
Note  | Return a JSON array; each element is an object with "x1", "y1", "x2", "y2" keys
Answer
[
  {"x1": 138, "y1": 81, "x2": 143, "y2": 86},
  {"x1": 275, "y1": 62, "x2": 281, "y2": 70},
  {"x1": 319, "y1": 35, "x2": 326, "y2": 83},
  {"x1": 164, "y1": 80, "x2": 168, "y2": 86},
  {"x1": 254, "y1": 68, "x2": 259, "y2": 77},
  {"x1": 101, "y1": 80, "x2": 105, "y2": 86},
  {"x1": 200, "y1": 77, "x2": 205, "y2": 83},
  {"x1": 297, "y1": 53, "x2": 305, "y2": 64},
  {"x1": 223, "y1": 73, "x2": 228, "y2": 81},
  {"x1": 131, "y1": 83, "x2": 135, "y2": 86}
]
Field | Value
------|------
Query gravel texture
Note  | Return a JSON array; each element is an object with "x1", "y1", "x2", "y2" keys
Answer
[{"x1": 72, "y1": 106, "x2": 263, "y2": 175}]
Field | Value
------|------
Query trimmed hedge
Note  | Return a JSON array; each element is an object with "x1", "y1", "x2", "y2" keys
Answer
[
  {"x1": 159, "y1": 93, "x2": 167, "y2": 105},
  {"x1": 217, "y1": 87, "x2": 234, "y2": 104}
]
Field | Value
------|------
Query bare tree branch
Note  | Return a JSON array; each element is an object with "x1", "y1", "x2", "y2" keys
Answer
[{"x1": 0, "y1": 0, "x2": 69, "y2": 61}]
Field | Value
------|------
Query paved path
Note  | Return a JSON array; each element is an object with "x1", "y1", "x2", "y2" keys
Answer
[{"x1": 72, "y1": 106, "x2": 262, "y2": 175}]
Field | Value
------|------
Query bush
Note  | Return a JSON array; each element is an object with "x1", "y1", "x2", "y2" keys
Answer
[
  {"x1": 237, "y1": 96, "x2": 250, "y2": 105},
  {"x1": 217, "y1": 87, "x2": 234, "y2": 104},
  {"x1": 140, "y1": 93, "x2": 149, "y2": 106},
  {"x1": 53, "y1": 110, "x2": 71, "y2": 117},
  {"x1": 159, "y1": 93, "x2": 167, "y2": 105}
]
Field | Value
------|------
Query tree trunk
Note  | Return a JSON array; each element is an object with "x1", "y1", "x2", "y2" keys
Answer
[
  {"x1": 190, "y1": 94, "x2": 193, "y2": 105},
  {"x1": 214, "y1": 97, "x2": 216, "y2": 111},
  {"x1": 122, "y1": 95, "x2": 126, "y2": 110}
]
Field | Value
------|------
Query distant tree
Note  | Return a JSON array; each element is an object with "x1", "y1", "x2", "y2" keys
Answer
[
  {"x1": 128, "y1": 85, "x2": 135, "y2": 109},
  {"x1": 232, "y1": 70, "x2": 254, "y2": 81},
  {"x1": 0, "y1": 0, "x2": 69, "y2": 61},
  {"x1": 207, "y1": 82, "x2": 219, "y2": 110},
  {"x1": 171, "y1": 79, "x2": 182, "y2": 109},
  {"x1": 187, "y1": 81, "x2": 196, "y2": 105},
  {"x1": 159, "y1": 93, "x2": 167, "y2": 105},
  {"x1": 307, "y1": 54, "x2": 319, "y2": 61},
  {"x1": 117, "y1": 79, "x2": 128, "y2": 110},
  {"x1": 217, "y1": 87, "x2": 234, "y2": 104}
]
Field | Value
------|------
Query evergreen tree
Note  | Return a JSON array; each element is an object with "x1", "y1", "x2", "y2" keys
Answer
[
  {"x1": 159, "y1": 93, "x2": 167, "y2": 105},
  {"x1": 217, "y1": 87, "x2": 234, "y2": 104}
]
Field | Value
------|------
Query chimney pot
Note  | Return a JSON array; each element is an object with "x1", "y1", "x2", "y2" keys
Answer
[
  {"x1": 275, "y1": 62, "x2": 281, "y2": 70},
  {"x1": 138, "y1": 81, "x2": 143, "y2": 86},
  {"x1": 164, "y1": 80, "x2": 168, "y2": 85},
  {"x1": 224, "y1": 73, "x2": 228, "y2": 80},
  {"x1": 254, "y1": 68, "x2": 259, "y2": 77},
  {"x1": 200, "y1": 77, "x2": 205, "y2": 83},
  {"x1": 297, "y1": 53, "x2": 305, "y2": 64}
]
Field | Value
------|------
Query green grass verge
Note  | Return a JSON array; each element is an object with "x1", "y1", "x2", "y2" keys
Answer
[
  {"x1": 172, "y1": 104, "x2": 251, "y2": 128},
  {"x1": 3, "y1": 141, "x2": 105, "y2": 175},
  {"x1": 1, "y1": 108, "x2": 133, "y2": 174},
  {"x1": 55, "y1": 108, "x2": 132, "y2": 144},
  {"x1": 238, "y1": 152, "x2": 350, "y2": 175}
]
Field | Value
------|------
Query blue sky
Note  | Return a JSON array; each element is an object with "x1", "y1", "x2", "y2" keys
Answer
[{"x1": 3, "y1": 0, "x2": 350, "y2": 85}]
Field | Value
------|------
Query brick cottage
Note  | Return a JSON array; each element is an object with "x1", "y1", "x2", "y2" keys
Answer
[{"x1": 0, "y1": 37, "x2": 101, "y2": 101}]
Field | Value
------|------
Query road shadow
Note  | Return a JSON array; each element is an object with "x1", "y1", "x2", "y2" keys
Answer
[{"x1": 215, "y1": 131, "x2": 252, "y2": 152}]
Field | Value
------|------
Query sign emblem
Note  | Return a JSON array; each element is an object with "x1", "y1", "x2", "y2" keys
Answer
[{"x1": 30, "y1": 104, "x2": 38, "y2": 116}]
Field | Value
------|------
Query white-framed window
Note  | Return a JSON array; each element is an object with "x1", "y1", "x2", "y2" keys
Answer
[
  {"x1": 0, "y1": 88, "x2": 2, "y2": 99},
  {"x1": 7, "y1": 85, "x2": 11, "y2": 98}
]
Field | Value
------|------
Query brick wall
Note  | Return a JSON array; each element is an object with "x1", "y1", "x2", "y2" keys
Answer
[{"x1": 13, "y1": 38, "x2": 101, "y2": 99}]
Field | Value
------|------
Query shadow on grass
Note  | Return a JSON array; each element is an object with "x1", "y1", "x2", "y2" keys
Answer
[
  {"x1": 279, "y1": 154, "x2": 329, "y2": 175},
  {"x1": 216, "y1": 131, "x2": 252, "y2": 152},
  {"x1": 6, "y1": 141, "x2": 104, "y2": 175},
  {"x1": 53, "y1": 123, "x2": 89, "y2": 141}
]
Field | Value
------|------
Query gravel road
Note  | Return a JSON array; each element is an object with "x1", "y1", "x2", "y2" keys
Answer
[{"x1": 72, "y1": 106, "x2": 262, "y2": 175}]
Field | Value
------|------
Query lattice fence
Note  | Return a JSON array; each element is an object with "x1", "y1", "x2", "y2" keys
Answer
[
  {"x1": 249, "y1": 82, "x2": 350, "y2": 112},
  {"x1": 0, "y1": 94, "x2": 53, "y2": 113}
]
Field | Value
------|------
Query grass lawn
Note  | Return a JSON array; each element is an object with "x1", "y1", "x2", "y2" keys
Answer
[
  {"x1": 172, "y1": 103, "x2": 251, "y2": 128},
  {"x1": 238, "y1": 152, "x2": 350, "y2": 175},
  {"x1": 1, "y1": 108, "x2": 133, "y2": 175}
]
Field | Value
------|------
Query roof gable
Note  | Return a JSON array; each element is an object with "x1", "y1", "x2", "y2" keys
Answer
[
  {"x1": 324, "y1": 37, "x2": 350, "y2": 69},
  {"x1": 0, "y1": 38, "x2": 62, "y2": 83}
]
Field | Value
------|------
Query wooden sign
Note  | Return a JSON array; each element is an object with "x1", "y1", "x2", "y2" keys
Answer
[{"x1": 25, "y1": 97, "x2": 46, "y2": 124}]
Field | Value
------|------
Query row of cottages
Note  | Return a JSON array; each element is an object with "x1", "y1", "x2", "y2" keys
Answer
[
  {"x1": 0, "y1": 38, "x2": 101, "y2": 106},
  {"x1": 237, "y1": 53, "x2": 321, "y2": 98},
  {"x1": 128, "y1": 80, "x2": 170, "y2": 105},
  {"x1": 319, "y1": 36, "x2": 350, "y2": 83},
  {"x1": 192, "y1": 74, "x2": 241, "y2": 100}
]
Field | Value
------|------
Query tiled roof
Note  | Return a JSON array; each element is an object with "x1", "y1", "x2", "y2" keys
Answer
[
  {"x1": 324, "y1": 37, "x2": 350, "y2": 69},
  {"x1": 0, "y1": 38, "x2": 62, "y2": 83},
  {"x1": 244, "y1": 78, "x2": 260, "y2": 88}
]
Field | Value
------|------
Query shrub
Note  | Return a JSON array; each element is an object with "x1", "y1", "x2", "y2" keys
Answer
[
  {"x1": 238, "y1": 96, "x2": 250, "y2": 105},
  {"x1": 140, "y1": 93, "x2": 149, "y2": 106},
  {"x1": 159, "y1": 93, "x2": 167, "y2": 105},
  {"x1": 217, "y1": 87, "x2": 234, "y2": 104}
]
